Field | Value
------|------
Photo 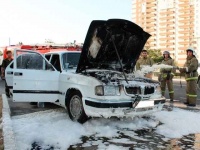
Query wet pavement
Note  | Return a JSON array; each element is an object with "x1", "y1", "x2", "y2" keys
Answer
[{"x1": 1, "y1": 79, "x2": 200, "y2": 150}]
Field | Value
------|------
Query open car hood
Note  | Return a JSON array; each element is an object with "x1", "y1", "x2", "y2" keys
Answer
[{"x1": 76, "y1": 19, "x2": 151, "y2": 73}]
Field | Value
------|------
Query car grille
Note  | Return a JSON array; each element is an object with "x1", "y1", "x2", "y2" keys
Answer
[
  {"x1": 125, "y1": 87, "x2": 141, "y2": 95},
  {"x1": 144, "y1": 86, "x2": 154, "y2": 95}
]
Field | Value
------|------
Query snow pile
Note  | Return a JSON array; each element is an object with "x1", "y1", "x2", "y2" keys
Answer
[
  {"x1": 11, "y1": 108, "x2": 200, "y2": 149},
  {"x1": 99, "y1": 144, "x2": 129, "y2": 150},
  {"x1": 12, "y1": 109, "x2": 87, "y2": 150},
  {"x1": 153, "y1": 108, "x2": 200, "y2": 138},
  {"x1": 12, "y1": 109, "x2": 159, "y2": 149},
  {"x1": 2, "y1": 94, "x2": 17, "y2": 150}
]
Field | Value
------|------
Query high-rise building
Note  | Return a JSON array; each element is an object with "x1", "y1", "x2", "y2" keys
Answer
[{"x1": 132, "y1": 0, "x2": 200, "y2": 65}]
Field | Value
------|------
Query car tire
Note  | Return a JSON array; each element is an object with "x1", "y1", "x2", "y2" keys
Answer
[{"x1": 66, "y1": 91, "x2": 88, "y2": 124}]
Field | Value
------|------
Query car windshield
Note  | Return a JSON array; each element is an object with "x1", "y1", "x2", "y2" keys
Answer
[{"x1": 62, "y1": 53, "x2": 81, "y2": 69}]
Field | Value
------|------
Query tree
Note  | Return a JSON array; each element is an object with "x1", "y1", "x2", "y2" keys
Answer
[
  {"x1": 147, "y1": 49, "x2": 163, "y2": 63},
  {"x1": 143, "y1": 42, "x2": 163, "y2": 63}
]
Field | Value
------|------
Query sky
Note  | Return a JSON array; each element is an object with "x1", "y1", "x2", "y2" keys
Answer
[{"x1": 0, "y1": 0, "x2": 132, "y2": 46}]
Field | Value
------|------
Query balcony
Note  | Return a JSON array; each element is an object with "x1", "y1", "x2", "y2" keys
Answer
[
  {"x1": 159, "y1": 22, "x2": 167, "y2": 26},
  {"x1": 146, "y1": 18, "x2": 156, "y2": 23},
  {"x1": 146, "y1": 0, "x2": 156, "y2": 2},
  {"x1": 160, "y1": 11, "x2": 175, "y2": 15},
  {"x1": 178, "y1": 30, "x2": 190, "y2": 34},
  {"x1": 146, "y1": 29, "x2": 156, "y2": 33},
  {"x1": 179, "y1": 3, "x2": 190, "y2": 7},
  {"x1": 166, "y1": 26, "x2": 175, "y2": 30},
  {"x1": 161, "y1": 48, "x2": 175, "y2": 51},
  {"x1": 146, "y1": 3, "x2": 156, "y2": 7},
  {"x1": 178, "y1": 24, "x2": 192, "y2": 28},
  {"x1": 160, "y1": 16, "x2": 175, "y2": 21},
  {"x1": 147, "y1": 39, "x2": 156, "y2": 43},
  {"x1": 179, "y1": 14, "x2": 190, "y2": 18},
  {"x1": 178, "y1": 41, "x2": 190, "y2": 45},
  {"x1": 179, "y1": 19, "x2": 189, "y2": 23},
  {"x1": 159, "y1": 33, "x2": 167, "y2": 36},
  {"x1": 178, "y1": 47, "x2": 187, "y2": 50},
  {"x1": 179, "y1": 0, "x2": 189, "y2": 2},
  {"x1": 146, "y1": 23, "x2": 156, "y2": 27},
  {"x1": 160, "y1": 43, "x2": 167, "y2": 46},
  {"x1": 146, "y1": 8, "x2": 157, "y2": 13},
  {"x1": 146, "y1": 13, "x2": 156, "y2": 17},
  {"x1": 166, "y1": 31, "x2": 175, "y2": 35},
  {"x1": 160, "y1": 37, "x2": 174, "y2": 41}
]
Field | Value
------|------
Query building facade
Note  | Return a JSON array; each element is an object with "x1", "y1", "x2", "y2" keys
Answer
[{"x1": 132, "y1": 0, "x2": 200, "y2": 65}]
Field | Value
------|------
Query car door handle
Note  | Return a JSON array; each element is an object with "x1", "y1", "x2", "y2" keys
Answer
[
  {"x1": 14, "y1": 72, "x2": 23, "y2": 76},
  {"x1": 7, "y1": 71, "x2": 13, "y2": 75}
]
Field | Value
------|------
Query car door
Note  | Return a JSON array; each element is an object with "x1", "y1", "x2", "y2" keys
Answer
[{"x1": 12, "y1": 50, "x2": 60, "y2": 102}]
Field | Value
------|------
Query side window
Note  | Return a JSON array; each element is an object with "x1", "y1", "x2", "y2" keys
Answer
[
  {"x1": 45, "y1": 55, "x2": 51, "y2": 61},
  {"x1": 50, "y1": 54, "x2": 61, "y2": 72},
  {"x1": 10, "y1": 62, "x2": 13, "y2": 68},
  {"x1": 16, "y1": 53, "x2": 51, "y2": 70}
]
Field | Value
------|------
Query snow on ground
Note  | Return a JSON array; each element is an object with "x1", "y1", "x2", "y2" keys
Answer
[
  {"x1": 153, "y1": 108, "x2": 200, "y2": 138},
  {"x1": 10, "y1": 108, "x2": 200, "y2": 149}
]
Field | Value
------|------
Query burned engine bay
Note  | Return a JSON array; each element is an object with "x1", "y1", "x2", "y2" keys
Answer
[{"x1": 83, "y1": 70, "x2": 160, "y2": 96}]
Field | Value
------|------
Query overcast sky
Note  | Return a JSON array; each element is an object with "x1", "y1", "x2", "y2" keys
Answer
[{"x1": 0, "y1": 0, "x2": 132, "y2": 46}]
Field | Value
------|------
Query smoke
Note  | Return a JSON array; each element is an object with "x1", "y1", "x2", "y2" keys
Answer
[{"x1": 133, "y1": 64, "x2": 174, "y2": 78}]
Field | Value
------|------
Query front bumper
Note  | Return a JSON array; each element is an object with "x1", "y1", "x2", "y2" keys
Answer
[{"x1": 83, "y1": 97, "x2": 166, "y2": 118}]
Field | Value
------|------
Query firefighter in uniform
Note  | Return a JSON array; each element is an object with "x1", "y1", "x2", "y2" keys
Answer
[
  {"x1": 179, "y1": 48, "x2": 198, "y2": 107},
  {"x1": 1, "y1": 51, "x2": 13, "y2": 97},
  {"x1": 158, "y1": 51, "x2": 175, "y2": 102},
  {"x1": 136, "y1": 50, "x2": 154, "y2": 78}
]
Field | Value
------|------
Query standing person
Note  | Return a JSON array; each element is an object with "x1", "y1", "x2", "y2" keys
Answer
[
  {"x1": 179, "y1": 48, "x2": 198, "y2": 107},
  {"x1": 1, "y1": 51, "x2": 13, "y2": 97},
  {"x1": 136, "y1": 50, "x2": 154, "y2": 78},
  {"x1": 158, "y1": 51, "x2": 175, "y2": 102}
]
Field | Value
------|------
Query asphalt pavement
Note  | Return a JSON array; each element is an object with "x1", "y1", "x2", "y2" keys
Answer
[{"x1": 163, "y1": 79, "x2": 200, "y2": 105}]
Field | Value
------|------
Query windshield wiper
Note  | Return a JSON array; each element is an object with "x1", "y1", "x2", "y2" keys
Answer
[{"x1": 111, "y1": 35, "x2": 129, "y2": 84}]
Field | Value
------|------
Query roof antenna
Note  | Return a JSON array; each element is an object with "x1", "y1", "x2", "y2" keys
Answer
[{"x1": 110, "y1": 34, "x2": 129, "y2": 84}]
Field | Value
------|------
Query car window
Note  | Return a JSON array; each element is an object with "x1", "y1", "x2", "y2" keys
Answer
[
  {"x1": 45, "y1": 54, "x2": 51, "y2": 61},
  {"x1": 10, "y1": 62, "x2": 13, "y2": 68},
  {"x1": 50, "y1": 54, "x2": 61, "y2": 72},
  {"x1": 16, "y1": 53, "x2": 52, "y2": 70},
  {"x1": 62, "y1": 53, "x2": 80, "y2": 69}
]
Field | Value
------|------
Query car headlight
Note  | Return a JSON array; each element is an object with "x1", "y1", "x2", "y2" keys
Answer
[
  {"x1": 95, "y1": 85, "x2": 104, "y2": 96},
  {"x1": 95, "y1": 85, "x2": 120, "y2": 96}
]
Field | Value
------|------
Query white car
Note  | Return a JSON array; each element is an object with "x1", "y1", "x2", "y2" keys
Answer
[{"x1": 5, "y1": 19, "x2": 165, "y2": 123}]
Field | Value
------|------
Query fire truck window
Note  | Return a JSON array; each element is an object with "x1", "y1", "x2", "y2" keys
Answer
[
  {"x1": 50, "y1": 54, "x2": 61, "y2": 72},
  {"x1": 17, "y1": 53, "x2": 44, "y2": 70}
]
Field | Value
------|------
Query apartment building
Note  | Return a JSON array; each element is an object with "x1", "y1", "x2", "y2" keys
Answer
[{"x1": 132, "y1": 0, "x2": 200, "y2": 65}]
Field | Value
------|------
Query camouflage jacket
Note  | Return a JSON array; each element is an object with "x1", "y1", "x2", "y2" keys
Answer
[
  {"x1": 136, "y1": 57, "x2": 154, "y2": 70},
  {"x1": 183, "y1": 56, "x2": 198, "y2": 79}
]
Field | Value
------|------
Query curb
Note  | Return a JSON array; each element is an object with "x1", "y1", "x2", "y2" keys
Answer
[{"x1": 2, "y1": 94, "x2": 16, "y2": 150}]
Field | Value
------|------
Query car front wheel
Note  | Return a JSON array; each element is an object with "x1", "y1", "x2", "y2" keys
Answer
[{"x1": 66, "y1": 91, "x2": 88, "y2": 124}]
